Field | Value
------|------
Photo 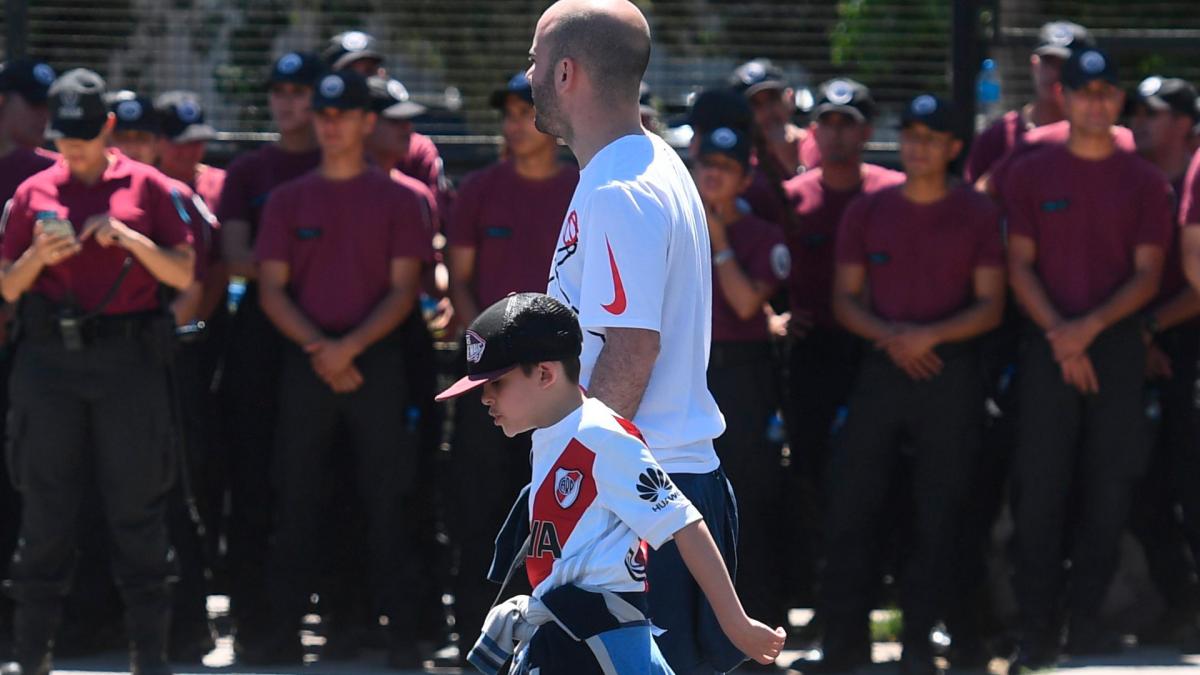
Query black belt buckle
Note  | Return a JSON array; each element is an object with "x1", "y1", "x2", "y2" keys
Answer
[{"x1": 58, "y1": 312, "x2": 84, "y2": 352}]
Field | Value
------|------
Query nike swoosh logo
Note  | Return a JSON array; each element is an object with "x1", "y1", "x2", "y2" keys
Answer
[{"x1": 601, "y1": 235, "x2": 627, "y2": 315}]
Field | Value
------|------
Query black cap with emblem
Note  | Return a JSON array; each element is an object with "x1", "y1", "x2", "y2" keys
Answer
[
  {"x1": 323, "y1": 31, "x2": 383, "y2": 71},
  {"x1": 490, "y1": 71, "x2": 534, "y2": 110},
  {"x1": 0, "y1": 59, "x2": 57, "y2": 104},
  {"x1": 687, "y1": 88, "x2": 753, "y2": 135},
  {"x1": 1035, "y1": 21, "x2": 1093, "y2": 59},
  {"x1": 813, "y1": 78, "x2": 875, "y2": 122},
  {"x1": 269, "y1": 51, "x2": 323, "y2": 87},
  {"x1": 46, "y1": 68, "x2": 109, "y2": 141},
  {"x1": 1128, "y1": 76, "x2": 1199, "y2": 122},
  {"x1": 901, "y1": 93, "x2": 957, "y2": 136},
  {"x1": 698, "y1": 126, "x2": 751, "y2": 168},
  {"x1": 435, "y1": 293, "x2": 583, "y2": 401},
  {"x1": 155, "y1": 90, "x2": 216, "y2": 143},
  {"x1": 729, "y1": 58, "x2": 787, "y2": 99},
  {"x1": 312, "y1": 70, "x2": 372, "y2": 112},
  {"x1": 1062, "y1": 47, "x2": 1119, "y2": 91},
  {"x1": 368, "y1": 76, "x2": 427, "y2": 119},
  {"x1": 106, "y1": 91, "x2": 160, "y2": 135}
]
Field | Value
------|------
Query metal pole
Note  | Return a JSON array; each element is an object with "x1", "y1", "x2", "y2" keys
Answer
[
  {"x1": 952, "y1": 0, "x2": 980, "y2": 147},
  {"x1": 5, "y1": 0, "x2": 28, "y2": 60}
]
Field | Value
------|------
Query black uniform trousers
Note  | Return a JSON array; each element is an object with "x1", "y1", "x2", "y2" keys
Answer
[
  {"x1": 219, "y1": 283, "x2": 283, "y2": 637},
  {"x1": 5, "y1": 331, "x2": 177, "y2": 664},
  {"x1": 1130, "y1": 322, "x2": 1200, "y2": 614},
  {"x1": 449, "y1": 388, "x2": 531, "y2": 642},
  {"x1": 266, "y1": 335, "x2": 419, "y2": 637},
  {"x1": 707, "y1": 340, "x2": 788, "y2": 629},
  {"x1": 819, "y1": 345, "x2": 984, "y2": 660},
  {"x1": 785, "y1": 327, "x2": 861, "y2": 603},
  {"x1": 1011, "y1": 320, "x2": 1149, "y2": 633}
]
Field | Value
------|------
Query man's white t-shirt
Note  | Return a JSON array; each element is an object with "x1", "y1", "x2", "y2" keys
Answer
[
  {"x1": 547, "y1": 132, "x2": 726, "y2": 474},
  {"x1": 526, "y1": 397, "x2": 703, "y2": 597}
]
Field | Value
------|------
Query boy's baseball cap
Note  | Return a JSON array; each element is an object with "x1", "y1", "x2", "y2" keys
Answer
[
  {"x1": 323, "y1": 31, "x2": 383, "y2": 71},
  {"x1": 1034, "y1": 21, "x2": 1093, "y2": 59},
  {"x1": 312, "y1": 70, "x2": 372, "y2": 111},
  {"x1": 107, "y1": 91, "x2": 160, "y2": 135},
  {"x1": 435, "y1": 293, "x2": 583, "y2": 401},
  {"x1": 1062, "y1": 47, "x2": 1119, "y2": 91},
  {"x1": 269, "y1": 51, "x2": 323, "y2": 87},
  {"x1": 368, "y1": 76, "x2": 426, "y2": 119},
  {"x1": 698, "y1": 126, "x2": 751, "y2": 169},
  {"x1": 490, "y1": 71, "x2": 533, "y2": 110},
  {"x1": 687, "y1": 88, "x2": 753, "y2": 135},
  {"x1": 0, "y1": 59, "x2": 56, "y2": 104},
  {"x1": 1128, "y1": 76, "x2": 1200, "y2": 121},
  {"x1": 813, "y1": 78, "x2": 875, "y2": 122},
  {"x1": 729, "y1": 58, "x2": 787, "y2": 99},
  {"x1": 154, "y1": 90, "x2": 217, "y2": 142},
  {"x1": 900, "y1": 93, "x2": 958, "y2": 136},
  {"x1": 46, "y1": 68, "x2": 110, "y2": 141}
]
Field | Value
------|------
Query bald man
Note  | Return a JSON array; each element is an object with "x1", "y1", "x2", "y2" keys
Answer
[{"x1": 530, "y1": 1, "x2": 785, "y2": 672}]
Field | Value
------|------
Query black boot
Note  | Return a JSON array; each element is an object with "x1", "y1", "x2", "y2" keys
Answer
[
  {"x1": 9, "y1": 602, "x2": 59, "y2": 675},
  {"x1": 122, "y1": 584, "x2": 173, "y2": 675}
]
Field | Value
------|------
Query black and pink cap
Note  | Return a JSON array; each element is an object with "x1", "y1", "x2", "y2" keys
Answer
[{"x1": 435, "y1": 293, "x2": 582, "y2": 401}]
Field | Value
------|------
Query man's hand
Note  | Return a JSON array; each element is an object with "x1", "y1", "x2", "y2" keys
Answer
[
  {"x1": 878, "y1": 325, "x2": 943, "y2": 381},
  {"x1": 31, "y1": 222, "x2": 81, "y2": 266},
  {"x1": 730, "y1": 618, "x2": 786, "y2": 666},
  {"x1": 1046, "y1": 317, "x2": 1102, "y2": 363},
  {"x1": 79, "y1": 214, "x2": 138, "y2": 249},
  {"x1": 326, "y1": 364, "x2": 365, "y2": 394},
  {"x1": 788, "y1": 309, "x2": 815, "y2": 338},
  {"x1": 1146, "y1": 342, "x2": 1173, "y2": 380},
  {"x1": 1060, "y1": 353, "x2": 1100, "y2": 394},
  {"x1": 305, "y1": 338, "x2": 362, "y2": 383}
]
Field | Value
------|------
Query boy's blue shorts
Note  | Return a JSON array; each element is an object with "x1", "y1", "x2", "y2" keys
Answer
[{"x1": 646, "y1": 467, "x2": 744, "y2": 674}]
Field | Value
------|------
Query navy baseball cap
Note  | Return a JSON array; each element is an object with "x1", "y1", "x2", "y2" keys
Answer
[
  {"x1": 435, "y1": 293, "x2": 583, "y2": 401},
  {"x1": 490, "y1": 72, "x2": 533, "y2": 110},
  {"x1": 1035, "y1": 21, "x2": 1093, "y2": 59},
  {"x1": 323, "y1": 31, "x2": 383, "y2": 71},
  {"x1": 368, "y1": 76, "x2": 426, "y2": 119},
  {"x1": 1128, "y1": 76, "x2": 1199, "y2": 122},
  {"x1": 687, "y1": 88, "x2": 753, "y2": 135},
  {"x1": 46, "y1": 69, "x2": 109, "y2": 141},
  {"x1": 639, "y1": 81, "x2": 658, "y2": 117},
  {"x1": 729, "y1": 58, "x2": 787, "y2": 98},
  {"x1": 901, "y1": 94, "x2": 957, "y2": 136},
  {"x1": 106, "y1": 91, "x2": 160, "y2": 135},
  {"x1": 698, "y1": 126, "x2": 751, "y2": 169},
  {"x1": 312, "y1": 70, "x2": 372, "y2": 112},
  {"x1": 269, "y1": 51, "x2": 323, "y2": 87},
  {"x1": 155, "y1": 91, "x2": 216, "y2": 143},
  {"x1": 0, "y1": 59, "x2": 56, "y2": 104},
  {"x1": 814, "y1": 78, "x2": 875, "y2": 122},
  {"x1": 1062, "y1": 47, "x2": 1119, "y2": 91}
]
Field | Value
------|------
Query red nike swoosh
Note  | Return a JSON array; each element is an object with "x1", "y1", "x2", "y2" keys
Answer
[{"x1": 601, "y1": 235, "x2": 627, "y2": 315}]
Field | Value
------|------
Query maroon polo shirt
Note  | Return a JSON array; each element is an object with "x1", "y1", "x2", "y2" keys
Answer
[
  {"x1": 741, "y1": 135, "x2": 822, "y2": 225},
  {"x1": 1150, "y1": 173, "x2": 1187, "y2": 309},
  {"x1": 216, "y1": 144, "x2": 321, "y2": 238},
  {"x1": 164, "y1": 179, "x2": 215, "y2": 283},
  {"x1": 391, "y1": 168, "x2": 439, "y2": 235},
  {"x1": 712, "y1": 214, "x2": 789, "y2": 342},
  {"x1": 782, "y1": 164, "x2": 905, "y2": 328},
  {"x1": 0, "y1": 147, "x2": 56, "y2": 209},
  {"x1": 990, "y1": 122, "x2": 1136, "y2": 200},
  {"x1": 965, "y1": 111, "x2": 1029, "y2": 184},
  {"x1": 1005, "y1": 144, "x2": 1174, "y2": 318},
  {"x1": 836, "y1": 184, "x2": 1004, "y2": 324},
  {"x1": 255, "y1": 167, "x2": 433, "y2": 333},
  {"x1": 446, "y1": 160, "x2": 579, "y2": 308},
  {"x1": 397, "y1": 132, "x2": 442, "y2": 193},
  {"x1": 1180, "y1": 147, "x2": 1200, "y2": 227},
  {"x1": 193, "y1": 164, "x2": 225, "y2": 219},
  {"x1": 2, "y1": 150, "x2": 193, "y2": 314}
]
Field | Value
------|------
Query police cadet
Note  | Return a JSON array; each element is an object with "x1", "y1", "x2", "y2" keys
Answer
[
  {"x1": 365, "y1": 75, "x2": 438, "y2": 222},
  {"x1": 964, "y1": 21, "x2": 1093, "y2": 184},
  {"x1": 792, "y1": 94, "x2": 1005, "y2": 675},
  {"x1": 214, "y1": 50, "x2": 321, "y2": 650},
  {"x1": 107, "y1": 92, "x2": 160, "y2": 165},
  {"x1": 1003, "y1": 48, "x2": 1175, "y2": 671},
  {"x1": 1124, "y1": 75, "x2": 1200, "y2": 647},
  {"x1": 780, "y1": 78, "x2": 903, "y2": 602},
  {"x1": 728, "y1": 59, "x2": 822, "y2": 230},
  {"x1": 0, "y1": 60, "x2": 56, "y2": 202},
  {"x1": 0, "y1": 68, "x2": 195, "y2": 675},
  {"x1": 442, "y1": 69, "x2": 578, "y2": 653},
  {"x1": 250, "y1": 69, "x2": 431, "y2": 667},
  {"x1": 694, "y1": 124, "x2": 792, "y2": 635}
]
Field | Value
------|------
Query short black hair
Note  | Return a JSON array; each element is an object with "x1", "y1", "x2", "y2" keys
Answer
[
  {"x1": 545, "y1": 7, "x2": 650, "y2": 104},
  {"x1": 520, "y1": 356, "x2": 581, "y2": 385}
]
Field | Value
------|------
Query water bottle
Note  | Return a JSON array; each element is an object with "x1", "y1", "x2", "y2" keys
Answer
[
  {"x1": 405, "y1": 405, "x2": 421, "y2": 434},
  {"x1": 227, "y1": 277, "x2": 247, "y2": 314},
  {"x1": 765, "y1": 411, "x2": 786, "y2": 445},
  {"x1": 976, "y1": 58, "x2": 1002, "y2": 129}
]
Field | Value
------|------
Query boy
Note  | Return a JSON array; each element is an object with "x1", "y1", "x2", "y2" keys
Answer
[{"x1": 435, "y1": 293, "x2": 785, "y2": 672}]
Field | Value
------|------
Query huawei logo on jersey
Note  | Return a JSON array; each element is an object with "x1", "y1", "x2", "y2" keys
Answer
[{"x1": 601, "y1": 235, "x2": 627, "y2": 315}]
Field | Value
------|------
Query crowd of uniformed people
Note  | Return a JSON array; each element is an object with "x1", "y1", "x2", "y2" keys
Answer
[{"x1": 0, "y1": 18, "x2": 1196, "y2": 675}]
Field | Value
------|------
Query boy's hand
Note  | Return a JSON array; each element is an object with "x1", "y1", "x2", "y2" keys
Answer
[{"x1": 730, "y1": 618, "x2": 786, "y2": 665}]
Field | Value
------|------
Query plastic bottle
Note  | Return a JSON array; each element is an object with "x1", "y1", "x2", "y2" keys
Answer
[{"x1": 976, "y1": 58, "x2": 1002, "y2": 129}]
